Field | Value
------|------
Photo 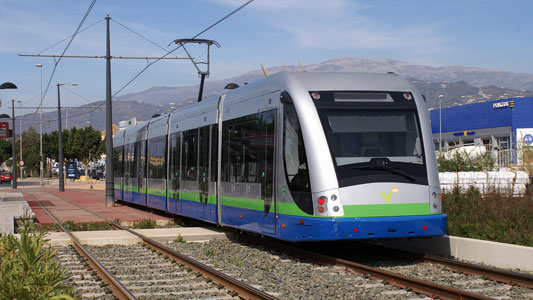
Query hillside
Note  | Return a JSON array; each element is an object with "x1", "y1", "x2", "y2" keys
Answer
[{"x1": 17, "y1": 57, "x2": 533, "y2": 133}]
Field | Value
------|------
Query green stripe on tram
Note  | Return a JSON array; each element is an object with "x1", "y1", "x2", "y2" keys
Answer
[
  {"x1": 146, "y1": 187, "x2": 167, "y2": 197},
  {"x1": 342, "y1": 203, "x2": 430, "y2": 217}
]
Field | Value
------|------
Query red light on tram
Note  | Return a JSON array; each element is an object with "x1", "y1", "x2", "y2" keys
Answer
[
  {"x1": 318, "y1": 198, "x2": 324, "y2": 205},
  {"x1": 282, "y1": 224, "x2": 286, "y2": 228},
  {"x1": 353, "y1": 228, "x2": 358, "y2": 233},
  {"x1": 423, "y1": 225, "x2": 428, "y2": 230},
  {"x1": 299, "y1": 219, "x2": 304, "y2": 225},
  {"x1": 438, "y1": 194, "x2": 442, "y2": 201}
]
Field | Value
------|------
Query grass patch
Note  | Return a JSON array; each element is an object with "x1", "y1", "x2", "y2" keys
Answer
[
  {"x1": 443, "y1": 186, "x2": 533, "y2": 247},
  {"x1": 40, "y1": 221, "x2": 113, "y2": 232},
  {"x1": 0, "y1": 218, "x2": 74, "y2": 299},
  {"x1": 130, "y1": 219, "x2": 157, "y2": 229}
]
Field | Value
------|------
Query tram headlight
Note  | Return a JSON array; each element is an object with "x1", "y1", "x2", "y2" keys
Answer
[{"x1": 429, "y1": 187, "x2": 442, "y2": 214}]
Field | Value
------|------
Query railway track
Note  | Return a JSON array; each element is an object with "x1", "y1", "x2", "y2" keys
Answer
[
  {"x1": 24, "y1": 190, "x2": 533, "y2": 299},
  {"x1": 25, "y1": 191, "x2": 278, "y2": 300}
]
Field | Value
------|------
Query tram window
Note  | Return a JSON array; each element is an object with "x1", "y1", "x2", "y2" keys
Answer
[
  {"x1": 113, "y1": 146, "x2": 123, "y2": 177},
  {"x1": 169, "y1": 132, "x2": 181, "y2": 190},
  {"x1": 199, "y1": 126, "x2": 210, "y2": 182},
  {"x1": 222, "y1": 115, "x2": 259, "y2": 183},
  {"x1": 136, "y1": 140, "x2": 146, "y2": 183},
  {"x1": 284, "y1": 103, "x2": 313, "y2": 215},
  {"x1": 148, "y1": 136, "x2": 167, "y2": 179},
  {"x1": 211, "y1": 125, "x2": 218, "y2": 182},
  {"x1": 183, "y1": 130, "x2": 198, "y2": 181}
]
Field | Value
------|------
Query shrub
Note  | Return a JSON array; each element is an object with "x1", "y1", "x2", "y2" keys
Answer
[
  {"x1": 443, "y1": 186, "x2": 533, "y2": 246},
  {"x1": 0, "y1": 218, "x2": 74, "y2": 300},
  {"x1": 437, "y1": 150, "x2": 495, "y2": 172}
]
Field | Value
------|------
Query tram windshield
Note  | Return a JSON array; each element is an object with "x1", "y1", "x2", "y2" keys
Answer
[{"x1": 317, "y1": 107, "x2": 428, "y2": 186}]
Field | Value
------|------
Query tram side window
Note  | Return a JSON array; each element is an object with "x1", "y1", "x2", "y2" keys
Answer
[
  {"x1": 211, "y1": 125, "x2": 218, "y2": 182},
  {"x1": 183, "y1": 130, "x2": 198, "y2": 181},
  {"x1": 284, "y1": 103, "x2": 313, "y2": 215},
  {"x1": 148, "y1": 136, "x2": 167, "y2": 179},
  {"x1": 222, "y1": 114, "x2": 259, "y2": 183},
  {"x1": 198, "y1": 126, "x2": 210, "y2": 182},
  {"x1": 136, "y1": 140, "x2": 146, "y2": 181},
  {"x1": 113, "y1": 146, "x2": 123, "y2": 177},
  {"x1": 169, "y1": 133, "x2": 181, "y2": 191}
]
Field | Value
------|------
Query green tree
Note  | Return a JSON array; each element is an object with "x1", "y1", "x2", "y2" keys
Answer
[{"x1": 21, "y1": 127, "x2": 40, "y2": 176}]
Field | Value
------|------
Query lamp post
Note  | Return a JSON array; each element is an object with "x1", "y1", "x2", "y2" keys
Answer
[
  {"x1": 36, "y1": 64, "x2": 44, "y2": 186},
  {"x1": 16, "y1": 100, "x2": 22, "y2": 179},
  {"x1": 438, "y1": 94, "x2": 443, "y2": 152},
  {"x1": 57, "y1": 82, "x2": 65, "y2": 192},
  {"x1": 0, "y1": 82, "x2": 18, "y2": 189},
  {"x1": 64, "y1": 83, "x2": 79, "y2": 130}
]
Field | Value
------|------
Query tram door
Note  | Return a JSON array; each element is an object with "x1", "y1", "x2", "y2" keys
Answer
[
  {"x1": 260, "y1": 109, "x2": 276, "y2": 234},
  {"x1": 198, "y1": 126, "x2": 213, "y2": 222}
]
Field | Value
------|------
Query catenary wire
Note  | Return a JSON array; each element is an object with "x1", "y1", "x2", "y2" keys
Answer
[
  {"x1": 110, "y1": 18, "x2": 178, "y2": 58},
  {"x1": 38, "y1": 0, "x2": 98, "y2": 114},
  {"x1": 112, "y1": 0, "x2": 255, "y2": 97}
]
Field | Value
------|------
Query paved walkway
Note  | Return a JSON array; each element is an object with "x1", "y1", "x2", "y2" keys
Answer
[{"x1": 0, "y1": 178, "x2": 174, "y2": 227}]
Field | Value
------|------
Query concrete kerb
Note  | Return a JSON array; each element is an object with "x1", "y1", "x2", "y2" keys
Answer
[
  {"x1": 44, "y1": 227, "x2": 233, "y2": 247},
  {"x1": 374, "y1": 235, "x2": 533, "y2": 272},
  {"x1": 0, "y1": 193, "x2": 34, "y2": 234}
]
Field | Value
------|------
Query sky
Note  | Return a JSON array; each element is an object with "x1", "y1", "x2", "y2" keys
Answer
[{"x1": 0, "y1": 0, "x2": 532, "y2": 120}]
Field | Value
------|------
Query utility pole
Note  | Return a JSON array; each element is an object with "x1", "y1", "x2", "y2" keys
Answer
[
  {"x1": 57, "y1": 83, "x2": 65, "y2": 192},
  {"x1": 11, "y1": 99, "x2": 17, "y2": 189},
  {"x1": 105, "y1": 14, "x2": 114, "y2": 206},
  {"x1": 36, "y1": 64, "x2": 44, "y2": 186},
  {"x1": 17, "y1": 101, "x2": 22, "y2": 179}
]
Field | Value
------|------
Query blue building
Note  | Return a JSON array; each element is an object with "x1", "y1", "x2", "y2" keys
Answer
[{"x1": 430, "y1": 97, "x2": 533, "y2": 163}]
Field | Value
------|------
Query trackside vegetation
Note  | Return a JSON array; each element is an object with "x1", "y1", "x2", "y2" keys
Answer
[
  {"x1": 443, "y1": 186, "x2": 533, "y2": 247},
  {"x1": 0, "y1": 218, "x2": 74, "y2": 300}
]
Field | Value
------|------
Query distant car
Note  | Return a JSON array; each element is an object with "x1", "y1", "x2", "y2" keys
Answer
[{"x1": 1, "y1": 172, "x2": 13, "y2": 183}]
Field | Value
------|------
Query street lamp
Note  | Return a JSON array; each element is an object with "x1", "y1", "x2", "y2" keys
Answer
[
  {"x1": 57, "y1": 82, "x2": 65, "y2": 192},
  {"x1": 63, "y1": 83, "x2": 78, "y2": 130},
  {"x1": 16, "y1": 100, "x2": 22, "y2": 179},
  {"x1": 36, "y1": 64, "x2": 44, "y2": 186},
  {"x1": 439, "y1": 95, "x2": 443, "y2": 152},
  {"x1": 0, "y1": 82, "x2": 18, "y2": 189}
]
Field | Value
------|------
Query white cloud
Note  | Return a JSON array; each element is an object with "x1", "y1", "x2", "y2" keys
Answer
[{"x1": 211, "y1": 0, "x2": 448, "y2": 57}]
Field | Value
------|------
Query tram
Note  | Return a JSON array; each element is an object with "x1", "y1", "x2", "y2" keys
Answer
[{"x1": 113, "y1": 72, "x2": 446, "y2": 241}]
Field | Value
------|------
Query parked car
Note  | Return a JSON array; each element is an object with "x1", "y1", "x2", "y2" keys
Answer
[{"x1": 1, "y1": 172, "x2": 13, "y2": 183}]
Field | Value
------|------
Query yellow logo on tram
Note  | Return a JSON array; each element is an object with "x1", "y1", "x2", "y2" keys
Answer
[{"x1": 382, "y1": 187, "x2": 398, "y2": 203}]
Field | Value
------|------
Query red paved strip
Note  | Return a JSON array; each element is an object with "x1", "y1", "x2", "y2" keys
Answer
[{"x1": 21, "y1": 188, "x2": 173, "y2": 225}]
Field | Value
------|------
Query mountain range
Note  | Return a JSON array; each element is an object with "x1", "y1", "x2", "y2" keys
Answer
[{"x1": 19, "y1": 57, "x2": 533, "y2": 133}]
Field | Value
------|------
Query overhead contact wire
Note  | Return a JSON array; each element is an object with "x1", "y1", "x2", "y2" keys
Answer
[{"x1": 112, "y1": 0, "x2": 255, "y2": 97}]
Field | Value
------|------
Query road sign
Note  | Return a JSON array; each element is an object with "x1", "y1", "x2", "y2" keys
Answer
[
  {"x1": 19, "y1": 160, "x2": 24, "y2": 166},
  {"x1": 0, "y1": 122, "x2": 8, "y2": 139}
]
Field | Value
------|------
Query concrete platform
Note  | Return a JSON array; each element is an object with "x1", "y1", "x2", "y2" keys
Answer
[
  {"x1": 0, "y1": 193, "x2": 34, "y2": 234},
  {"x1": 0, "y1": 186, "x2": 175, "y2": 226},
  {"x1": 45, "y1": 227, "x2": 232, "y2": 247},
  {"x1": 374, "y1": 235, "x2": 533, "y2": 272}
]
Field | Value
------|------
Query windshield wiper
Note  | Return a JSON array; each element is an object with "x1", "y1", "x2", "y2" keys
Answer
[{"x1": 351, "y1": 165, "x2": 416, "y2": 182}]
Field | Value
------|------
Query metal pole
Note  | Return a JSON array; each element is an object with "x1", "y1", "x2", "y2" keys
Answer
[
  {"x1": 37, "y1": 64, "x2": 44, "y2": 186},
  {"x1": 11, "y1": 99, "x2": 17, "y2": 189},
  {"x1": 66, "y1": 88, "x2": 69, "y2": 130},
  {"x1": 439, "y1": 95, "x2": 443, "y2": 152},
  {"x1": 105, "y1": 14, "x2": 114, "y2": 206},
  {"x1": 198, "y1": 73, "x2": 206, "y2": 102},
  {"x1": 18, "y1": 101, "x2": 22, "y2": 179},
  {"x1": 57, "y1": 83, "x2": 65, "y2": 192}
]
